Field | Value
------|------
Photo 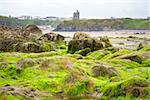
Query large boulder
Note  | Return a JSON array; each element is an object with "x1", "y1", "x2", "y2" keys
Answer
[
  {"x1": 14, "y1": 42, "x2": 54, "y2": 53},
  {"x1": 0, "y1": 26, "x2": 25, "y2": 52},
  {"x1": 21, "y1": 24, "x2": 42, "y2": 39},
  {"x1": 73, "y1": 32, "x2": 91, "y2": 40},
  {"x1": 68, "y1": 33, "x2": 112, "y2": 54},
  {"x1": 68, "y1": 38, "x2": 108, "y2": 54},
  {"x1": 15, "y1": 42, "x2": 41, "y2": 53},
  {"x1": 38, "y1": 32, "x2": 64, "y2": 42}
]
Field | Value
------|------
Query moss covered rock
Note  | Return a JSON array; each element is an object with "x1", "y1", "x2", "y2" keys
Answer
[
  {"x1": 119, "y1": 54, "x2": 143, "y2": 64},
  {"x1": 102, "y1": 77, "x2": 150, "y2": 98},
  {"x1": 38, "y1": 32, "x2": 64, "y2": 42},
  {"x1": 73, "y1": 32, "x2": 91, "y2": 40},
  {"x1": 92, "y1": 63, "x2": 118, "y2": 77},
  {"x1": 99, "y1": 36, "x2": 112, "y2": 48},
  {"x1": 39, "y1": 42, "x2": 55, "y2": 52},
  {"x1": 68, "y1": 38, "x2": 104, "y2": 54},
  {"x1": 14, "y1": 42, "x2": 55, "y2": 53},
  {"x1": 16, "y1": 58, "x2": 35, "y2": 71},
  {"x1": 75, "y1": 48, "x2": 91, "y2": 56},
  {"x1": 21, "y1": 24, "x2": 42, "y2": 39}
]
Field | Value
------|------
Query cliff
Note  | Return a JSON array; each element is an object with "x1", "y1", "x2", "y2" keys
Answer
[{"x1": 54, "y1": 18, "x2": 150, "y2": 31}]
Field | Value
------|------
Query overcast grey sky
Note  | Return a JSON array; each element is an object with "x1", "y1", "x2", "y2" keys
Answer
[{"x1": 0, "y1": 0, "x2": 149, "y2": 18}]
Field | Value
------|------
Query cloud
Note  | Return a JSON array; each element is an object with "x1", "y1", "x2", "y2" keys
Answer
[{"x1": 0, "y1": 0, "x2": 149, "y2": 18}]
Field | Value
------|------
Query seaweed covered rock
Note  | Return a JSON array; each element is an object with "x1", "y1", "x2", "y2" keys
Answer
[
  {"x1": 0, "y1": 85, "x2": 47, "y2": 99},
  {"x1": 68, "y1": 33, "x2": 112, "y2": 54},
  {"x1": 102, "y1": 77, "x2": 150, "y2": 98},
  {"x1": 136, "y1": 41, "x2": 148, "y2": 50},
  {"x1": 0, "y1": 26, "x2": 25, "y2": 52},
  {"x1": 75, "y1": 48, "x2": 91, "y2": 56},
  {"x1": 15, "y1": 42, "x2": 40, "y2": 53},
  {"x1": 38, "y1": 32, "x2": 64, "y2": 42},
  {"x1": 92, "y1": 63, "x2": 118, "y2": 77},
  {"x1": 99, "y1": 36, "x2": 112, "y2": 47},
  {"x1": 119, "y1": 54, "x2": 143, "y2": 64},
  {"x1": 68, "y1": 38, "x2": 104, "y2": 54},
  {"x1": 17, "y1": 58, "x2": 35, "y2": 71},
  {"x1": 39, "y1": 42, "x2": 55, "y2": 52},
  {"x1": 14, "y1": 42, "x2": 55, "y2": 53},
  {"x1": 73, "y1": 32, "x2": 91, "y2": 40},
  {"x1": 21, "y1": 24, "x2": 42, "y2": 39}
]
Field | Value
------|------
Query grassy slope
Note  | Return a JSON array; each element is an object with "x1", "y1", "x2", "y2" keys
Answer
[{"x1": 0, "y1": 45, "x2": 150, "y2": 99}]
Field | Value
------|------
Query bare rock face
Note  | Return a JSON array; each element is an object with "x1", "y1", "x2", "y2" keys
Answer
[
  {"x1": 21, "y1": 24, "x2": 42, "y2": 39},
  {"x1": 38, "y1": 32, "x2": 64, "y2": 42},
  {"x1": 73, "y1": 32, "x2": 91, "y2": 40}
]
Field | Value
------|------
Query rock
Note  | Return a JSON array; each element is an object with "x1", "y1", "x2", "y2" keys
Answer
[
  {"x1": 136, "y1": 41, "x2": 148, "y2": 50},
  {"x1": 0, "y1": 35, "x2": 24, "y2": 52},
  {"x1": 0, "y1": 85, "x2": 43, "y2": 99},
  {"x1": 103, "y1": 77, "x2": 150, "y2": 98},
  {"x1": 0, "y1": 63, "x2": 8, "y2": 69},
  {"x1": 15, "y1": 42, "x2": 55, "y2": 53},
  {"x1": 39, "y1": 42, "x2": 55, "y2": 52},
  {"x1": 92, "y1": 63, "x2": 118, "y2": 77},
  {"x1": 66, "y1": 54, "x2": 83, "y2": 59},
  {"x1": 119, "y1": 54, "x2": 143, "y2": 64},
  {"x1": 73, "y1": 32, "x2": 91, "y2": 40},
  {"x1": 99, "y1": 36, "x2": 112, "y2": 48},
  {"x1": 75, "y1": 48, "x2": 91, "y2": 56},
  {"x1": 23, "y1": 42, "x2": 41, "y2": 53},
  {"x1": 15, "y1": 42, "x2": 40, "y2": 53},
  {"x1": 141, "y1": 51, "x2": 150, "y2": 59},
  {"x1": 48, "y1": 74, "x2": 56, "y2": 78},
  {"x1": 16, "y1": 58, "x2": 35, "y2": 71},
  {"x1": 0, "y1": 26, "x2": 25, "y2": 52},
  {"x1": 68, "y1": 38, "x2": 104, "y2": 54},
  {"x1": 21, "y1": 24, "x2": 42, "y2": 39},
  {"x1": 38, "y1": 32, "x2": 64, "y2": 42}
]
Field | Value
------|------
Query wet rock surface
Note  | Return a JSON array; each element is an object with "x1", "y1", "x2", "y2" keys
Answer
[
  {"x1": 0, "y1": 85, "x2": 48, "y2": 99},
  {"x1": 39, "y1": 32, "x2": 64, "y2": 42}
]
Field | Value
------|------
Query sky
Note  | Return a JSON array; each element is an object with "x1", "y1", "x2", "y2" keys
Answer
[{"x1": 0, "y1": 0, "x2": 149, "y2": 18}]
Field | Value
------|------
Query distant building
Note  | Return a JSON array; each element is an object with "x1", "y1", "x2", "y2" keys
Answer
[
  {"x1": 73, "y1": 10, "x2": 80, "y2": 20},
  {"x1": 18, "y1": 16, "x2": 32, "y2": 20},
  {"x1": 43, "y1": 16, "x2": 58, "y2": 20}
]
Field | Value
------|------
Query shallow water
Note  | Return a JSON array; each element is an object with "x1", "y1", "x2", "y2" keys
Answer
[{"x1": 42, "y1": 30, "x2": 150, "y2": 38}]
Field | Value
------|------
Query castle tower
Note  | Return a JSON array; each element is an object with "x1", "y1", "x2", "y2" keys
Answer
[{"x1": 73, "y1": 10, "x2": 80, "y2": 20}]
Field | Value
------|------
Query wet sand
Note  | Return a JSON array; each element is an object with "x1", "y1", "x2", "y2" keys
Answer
[{"x1": 41, "y1": 29, "x2": 150, "y2": 50}]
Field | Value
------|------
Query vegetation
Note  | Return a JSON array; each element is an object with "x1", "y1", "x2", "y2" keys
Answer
[
  {"x1": 0, "y1": 25, "x2": 149, "y2": 99},
  {"x1": 55, "y1": 18, "x2": 150, "y2": 31},
  {"x1": 0, "y1": 43, "x2": 149, "y2": 99},
  {"x1": 0, "y1": 16, "x2": 61, "y2": 28}
]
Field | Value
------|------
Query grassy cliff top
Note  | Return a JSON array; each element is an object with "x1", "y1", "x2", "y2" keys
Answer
[{"x1": 57, "y1": 18, "x2": 150, "y2": 30}]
